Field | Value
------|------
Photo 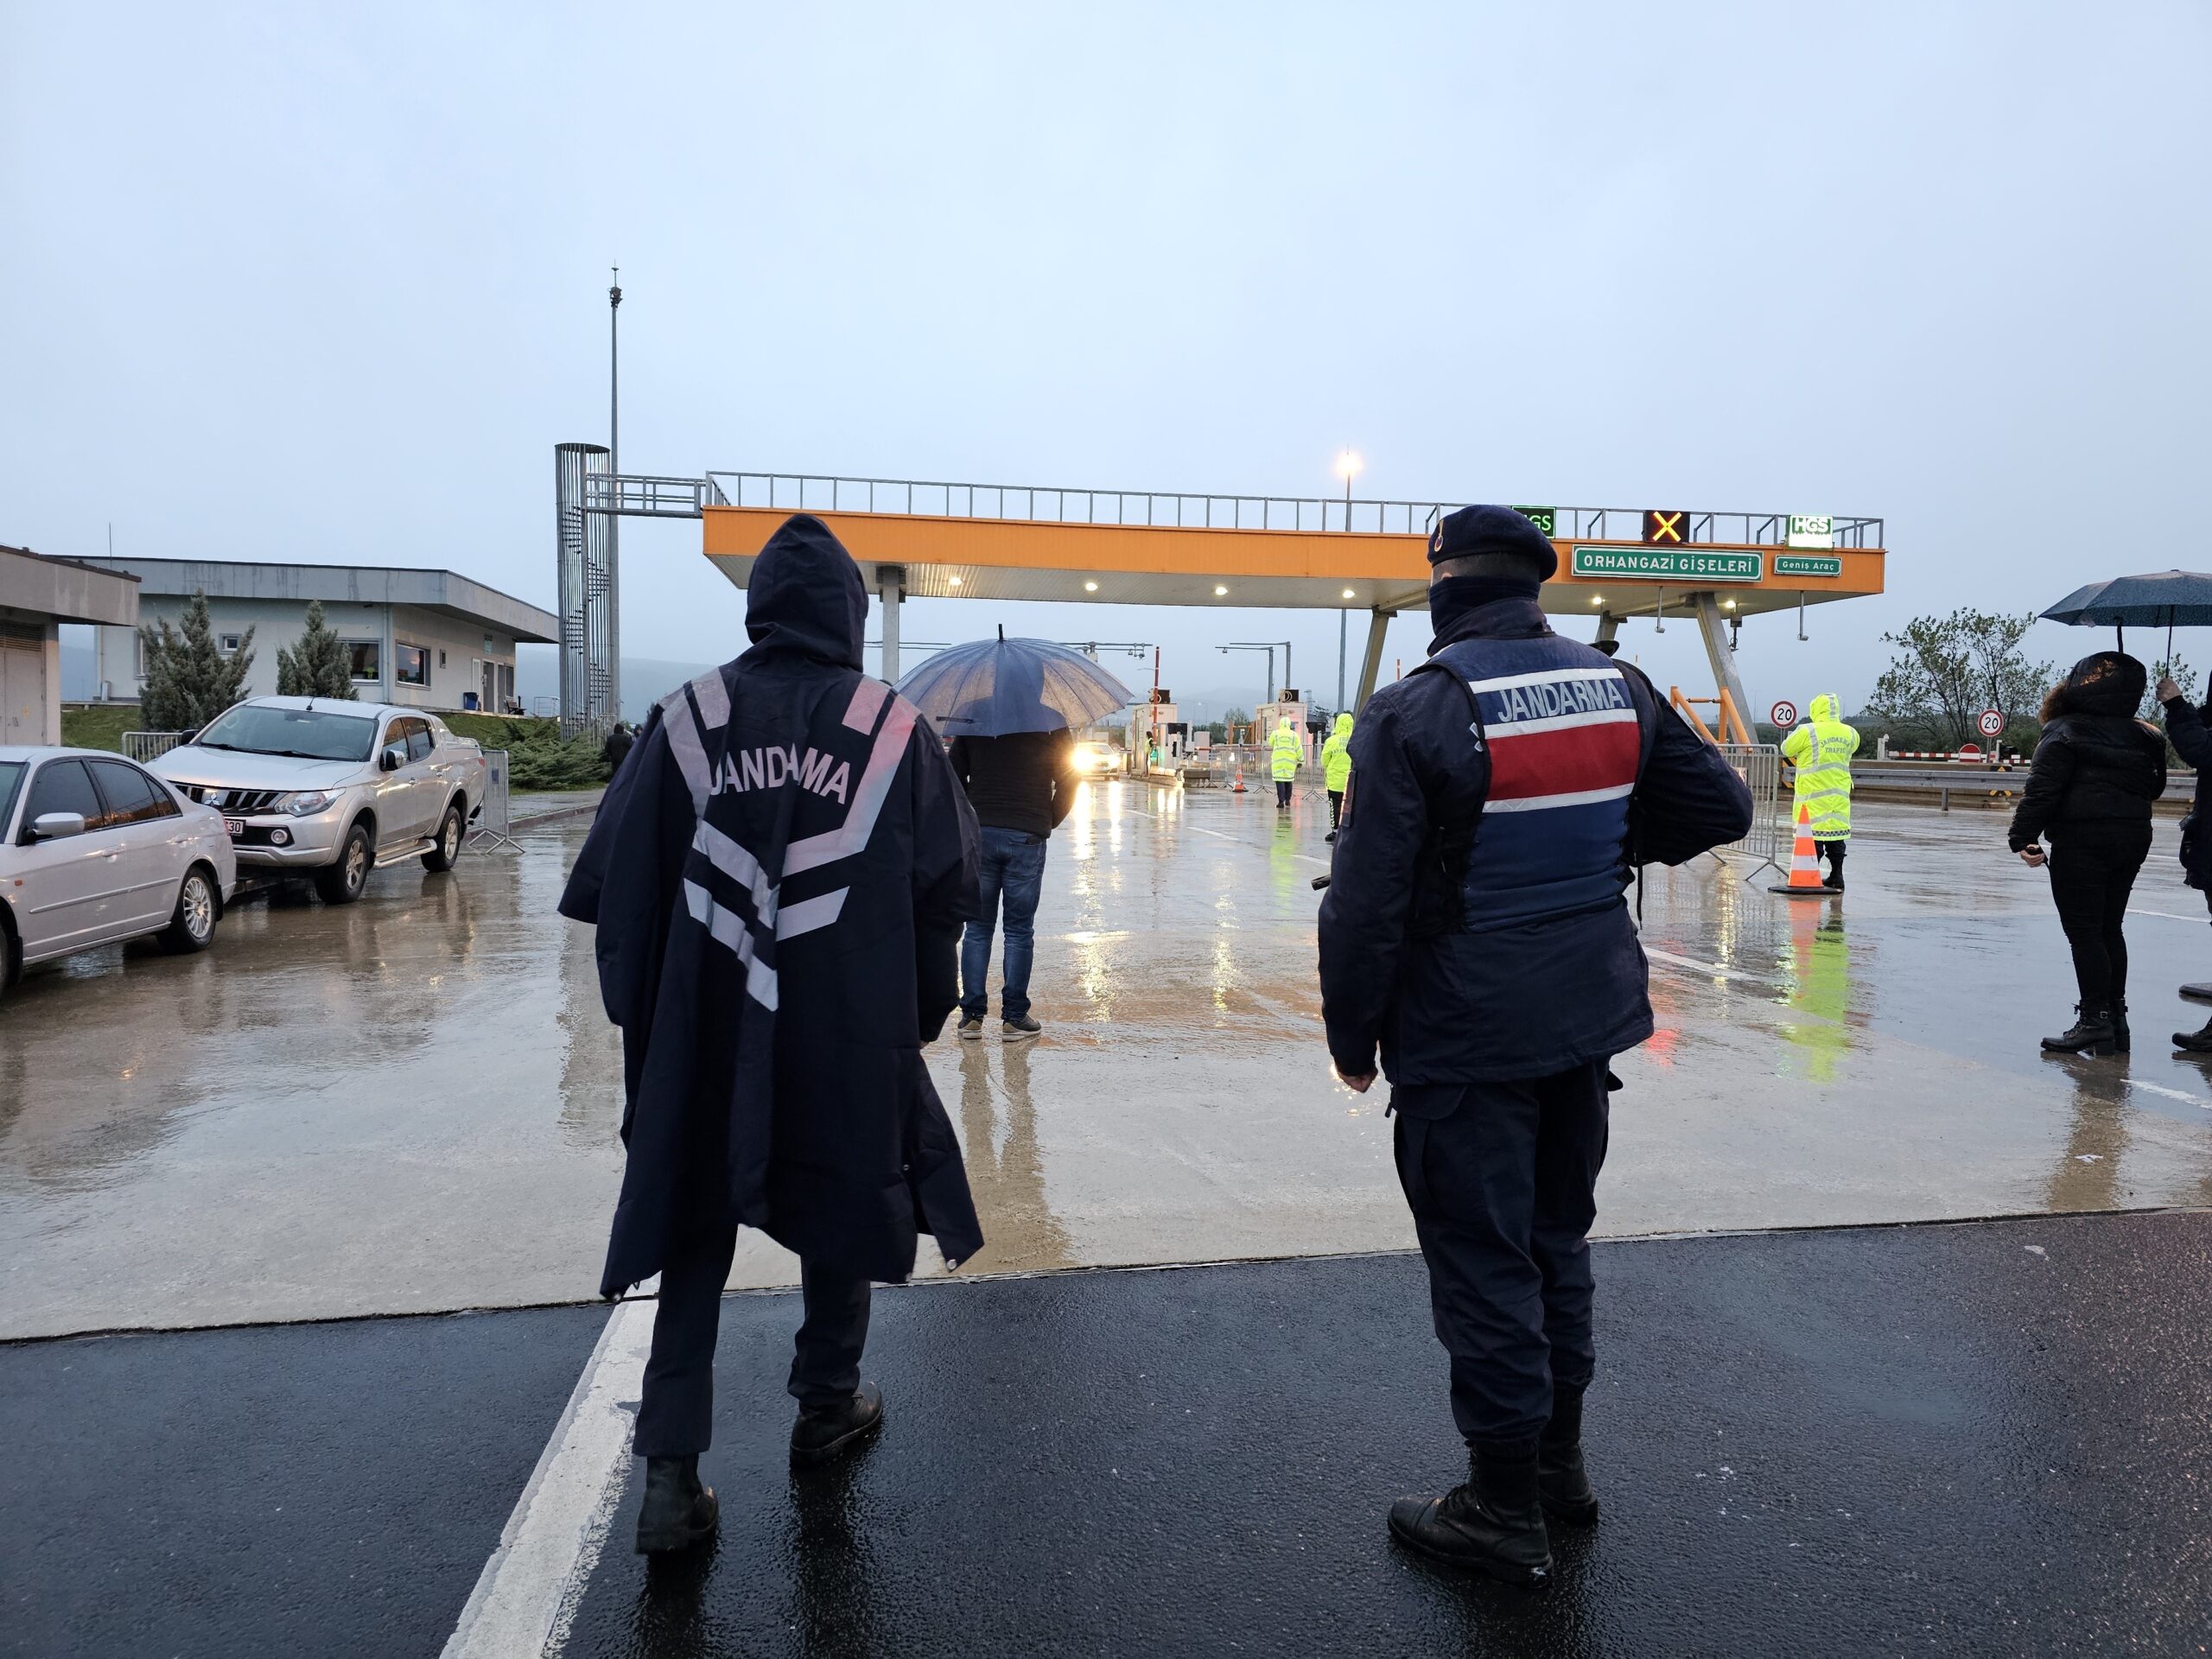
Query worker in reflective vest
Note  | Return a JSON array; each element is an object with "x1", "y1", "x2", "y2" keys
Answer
[
  {"x1": 1321, "y1": 712, "x2": 1354, "y2": 840},
  {"x1": 1269, "y1": 720, "x2": 1303, "y2": 810},
  {"x1": 1781, "y1": 693, "x2": 1859, "y2": 890}
]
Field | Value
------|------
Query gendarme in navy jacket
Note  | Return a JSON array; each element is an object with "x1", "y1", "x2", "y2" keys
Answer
[
  {"x1": 1318, "y1": 589, "x2": 1753, "y2": 1085},
  {"x1": 559, "y1": 513, "x2": 985, "y2": 1296}
]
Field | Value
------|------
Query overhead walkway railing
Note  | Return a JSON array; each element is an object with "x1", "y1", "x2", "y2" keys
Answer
[{"x1": 585, "y1": 468, "x2": 1883, "y2": 550}]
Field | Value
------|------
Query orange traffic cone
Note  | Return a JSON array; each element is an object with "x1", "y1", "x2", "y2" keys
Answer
[
  {"x1": 1769, "y1": 804, "x2": 1833, "y2": 898},
  {"x1": 1231, "y1": 759, "x2": 1247, "y2": 793}
]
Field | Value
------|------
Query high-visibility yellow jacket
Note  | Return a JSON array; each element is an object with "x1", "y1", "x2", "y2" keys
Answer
[
  {"x1": 1781, "y1": 692, "x2": 1859, "y2": 838},
  {"x1": 1320, "y1": 712, "x2": 1355, "y2": 791},
  {"x1": 1269, "y1": 722, "x2": 1303, "y2": 781}
]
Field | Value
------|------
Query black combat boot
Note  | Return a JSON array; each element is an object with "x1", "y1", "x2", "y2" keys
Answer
[
  {"x1": 790, "y1": 1381, "x2": 884, "y2": 1466},
  {"x1": 1536, "y1": 1386, "x2": 1599, "y2": 1526},
  {"x1": 1387, "y1": 1443, "x2": 1551, "y2": 1586},
  {"x1": 2173, "y1": 1015, "x2": 2212, "y2": 1052},
  {"x1": 634, "y1": 1454, "x2": 718, "y2": 1554},
  {"x1": 2111, "y1": 1000, "x2": 2130, "y2": 1052},
  {"x1": 2041, "y1": 1003, "x2": 2117, "y2": 1055}
]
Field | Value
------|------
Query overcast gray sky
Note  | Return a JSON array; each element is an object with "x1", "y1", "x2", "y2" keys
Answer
[{"x1": 5, "y1": 3, "x2": 2208, "y2": 719}]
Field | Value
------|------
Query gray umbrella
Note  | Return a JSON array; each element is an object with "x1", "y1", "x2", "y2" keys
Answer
[
  {"x1": 2043, "y1": 570, "x2": 2212, "y2": 657},
  {"x1": 893, "y1": 627, "x2": 1135, "y2": 736}
]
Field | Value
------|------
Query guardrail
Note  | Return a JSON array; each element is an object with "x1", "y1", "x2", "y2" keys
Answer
[
  {"x1": 651, "y1": 471, "x2": 1885, "y2": 547},
  {"x1": 1836, "y1": 766, "x2": 2169, "y2": 811}
]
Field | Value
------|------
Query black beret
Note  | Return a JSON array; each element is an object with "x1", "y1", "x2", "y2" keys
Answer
[{"x1": 1427, "y1": 504, "x2": 1558, "y2": 578}]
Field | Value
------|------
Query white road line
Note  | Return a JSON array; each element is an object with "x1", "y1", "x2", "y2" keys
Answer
[
  {"x1": 1179, "y1": 820, "x2": 1332, "y2": 867},
  {"x1": 1643, "y1": 945, "x2": 1773, "y2": 986},
  {"x1": 2127, "y1": 906, "x2": 2209, "y2": 924},
  {"x1": 442, "y1": 1297, "x2": 656, "y2": 1659},
  {"x1": 2125, "y1": 1077, "x2": 2212, "y2": 1109}
]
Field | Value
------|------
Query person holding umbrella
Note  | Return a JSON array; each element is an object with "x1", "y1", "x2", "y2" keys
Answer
[
  {"x1": 2043, "y1": 570, "x2": 2212, "y2": 1021},
  {"x1": 2007, "y1": 652, "x2": 2165, "y2": 1055},
  {"x1": 2155, "y1": 672, "x2": 2212, "y2": 1049},
  {"x1": 896, "y1": 629, "x2": 1132, "y2": 1040}
]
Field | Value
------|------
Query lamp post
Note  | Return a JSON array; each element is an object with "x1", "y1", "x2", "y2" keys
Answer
[
  {"x1": 1334, "y1": 449, "x2": 1363, "y2": 713},
  {"x1": 606, "y1": 267, "x2": 622, "y2": 727}
]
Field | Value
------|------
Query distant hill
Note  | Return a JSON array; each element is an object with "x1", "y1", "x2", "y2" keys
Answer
[{"x1": 512, "y1": 650, "x2": 717, "y2": 724}]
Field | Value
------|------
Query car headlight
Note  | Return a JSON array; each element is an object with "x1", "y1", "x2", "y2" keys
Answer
[{"x1": 280, "y1": 789, "x2": 340, "y2": 817}]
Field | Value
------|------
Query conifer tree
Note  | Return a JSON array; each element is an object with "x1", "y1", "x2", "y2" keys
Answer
[
  {"x1": 139, "y1": 590, "x2": 254, "y2": 731},
  {"x1": 276, "y1": 600, "x2": 357, "y2": 699}
]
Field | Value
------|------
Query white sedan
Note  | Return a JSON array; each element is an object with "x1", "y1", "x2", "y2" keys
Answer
[{"x1": 0, "y1": 745, "x2": 237, "y2": 997}]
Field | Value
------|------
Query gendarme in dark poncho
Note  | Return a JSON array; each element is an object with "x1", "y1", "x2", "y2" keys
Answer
[{"x1": 559, "y1": 513, "x2": 985, "y2": 1295}]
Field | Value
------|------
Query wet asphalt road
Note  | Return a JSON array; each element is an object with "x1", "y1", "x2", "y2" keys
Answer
[
  {"x1": 6, "y1": 786, "x2": 2212, "y2": 1337},
  {"x1": 7, "y1": 1211, "x2": 2209, "y2": 1657}
]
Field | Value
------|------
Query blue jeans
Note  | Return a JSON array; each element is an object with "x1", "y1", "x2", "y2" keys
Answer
[{"x1": 961, "y1": 827, "x2": 1048, "y2": 1020}]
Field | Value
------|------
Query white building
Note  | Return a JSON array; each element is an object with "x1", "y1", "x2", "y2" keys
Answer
[
  {"x1": 1, "y1": 544, "x2": 141, "y2": 744},
  {"x1": 82, "y1": 558, "x2": 557, "y2": 716}
]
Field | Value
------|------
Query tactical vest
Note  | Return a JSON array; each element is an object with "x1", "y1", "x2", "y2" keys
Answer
[{"x1": 1418, "y1": 633, "x2": 1659, "y2": 933}]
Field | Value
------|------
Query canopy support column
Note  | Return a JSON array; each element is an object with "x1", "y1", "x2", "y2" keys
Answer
[
  {"x1": 1354, "y1": 608, "x2": 1395, "y2": 711},
  {"x1": 1692, "y1": 591, "x2": 1752, "y2": 742},
  {"x1": 877, "y1": 564, "x2": 905, "y2": 683},
  {"x1": 1595, "y1": 612, "x2": 1621, "y2": 648}
]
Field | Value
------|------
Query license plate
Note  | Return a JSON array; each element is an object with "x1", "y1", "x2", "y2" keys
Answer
[{"x1": 224, "y1": 817, "x2": 245, "y2": 838}]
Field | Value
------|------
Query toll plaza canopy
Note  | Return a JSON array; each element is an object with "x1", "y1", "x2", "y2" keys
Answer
[{"x1": 576, "y1": 467, "x2": 1886, "y2": 712}]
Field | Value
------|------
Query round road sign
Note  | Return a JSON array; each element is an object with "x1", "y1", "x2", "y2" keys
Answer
[
  {"x1": 1769, "y1": 700, "x2": 1798, "y2": 729},
  {"x1": 1978, "y1": 709, "x2": 2004, "y2": 737}
]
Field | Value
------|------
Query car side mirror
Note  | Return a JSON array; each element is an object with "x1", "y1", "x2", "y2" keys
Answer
[
  {"x1": 29, "y1": 811, "x2": 87, "y2": 842},
  {"x1": 380, "y1": 745, "x2": 405, "y2": 772}
]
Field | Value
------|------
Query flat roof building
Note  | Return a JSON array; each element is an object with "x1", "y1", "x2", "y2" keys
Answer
[
  {"x1": 1, "y1": 545, "x2": 140, "y2": 744},
  {"x1": 80, "y1": 558, "x2": 557, "y2": 717}
]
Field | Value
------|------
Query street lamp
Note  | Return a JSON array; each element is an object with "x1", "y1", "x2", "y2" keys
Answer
[
  {"x1": 1225, "y1": 639, "x2": 1294, "y2": 705},
  {"x1": 1334, "y1": 448, "x2": 1363, "y2": 709}
]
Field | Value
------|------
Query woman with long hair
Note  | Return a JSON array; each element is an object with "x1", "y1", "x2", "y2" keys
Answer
[{"x1": 2007, "y1": 652, "x2": 2166, "y2": 1054}]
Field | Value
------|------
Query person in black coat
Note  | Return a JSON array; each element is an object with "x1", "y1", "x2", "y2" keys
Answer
[
  {"x1": 560, "y1": 513, "x2": 984, "y2": 1553},
  {"x1": 601, "y1": 721, "x2": 635, "y2": 773},
  {"x1": 2007, "y1": 652, "x2": 2165, "y2": 1055},
  {"x1": 2155, "y1": 672, "x2": 2212, "y2": 1046}
]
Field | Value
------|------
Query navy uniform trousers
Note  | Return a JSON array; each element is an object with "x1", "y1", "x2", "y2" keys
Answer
[
  {"x1": 1391, "y1": 1058, "x2": 1612, "y2": 1450},
  {"x1": 633, "y1": 1220, "x2": 873, "y2": 1459}
]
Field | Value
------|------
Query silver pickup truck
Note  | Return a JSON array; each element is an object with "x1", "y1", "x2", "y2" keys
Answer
[{"x1": 153, "y1": 696, "x2": 486, "y2": 905}]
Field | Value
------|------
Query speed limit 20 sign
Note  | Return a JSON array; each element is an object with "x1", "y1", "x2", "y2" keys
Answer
[
  {"x1": 1978, "y1": 709, "x2": 2005, "y2": 738},
  {"x1": 1769, "y1": 700, "x2": 1799, "y2": 730}
]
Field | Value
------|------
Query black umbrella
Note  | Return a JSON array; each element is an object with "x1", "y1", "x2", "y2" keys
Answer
[
  {"x1": 893, "y1": 627, "x2": 1134, "y2": 735},
  {"x1": 2043, "y1": 569, "x2": 2212, "y2": 658}
]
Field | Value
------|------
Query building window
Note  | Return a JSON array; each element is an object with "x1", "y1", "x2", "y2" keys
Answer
[
  {"x1": 395, "y1": 644, "x2": 429, "y2": 687},
  {"x1": 346, "y1": 641, "x2": 381, "y2": 683},
  {"x1": 217, "y1": 632, "x2": 243, "y2": 658}
]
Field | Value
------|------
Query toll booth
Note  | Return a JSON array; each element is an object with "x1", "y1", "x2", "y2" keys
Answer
[
  {"x1": 1132, "y1": 689, "x2": 1181, "y2": 768},
  {"x1": 1256, "y1": 691, "x2": 1313, "y2": 766}
]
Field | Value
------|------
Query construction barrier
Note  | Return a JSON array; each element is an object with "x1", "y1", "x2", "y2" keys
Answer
[{"x1": 1769, "y1": 804, "x2": 1832, "y2": 897}]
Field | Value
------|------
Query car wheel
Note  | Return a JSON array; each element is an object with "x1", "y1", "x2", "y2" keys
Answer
[
  {"x1": 159, "y1": 865, "x2": 221, "y2": 953},
  {"x1": 315, "y1": 821, "x2": 374, "y2": 905},
  {"x1": 422, "y1": 800, "x2": 466, "y2": 872}
]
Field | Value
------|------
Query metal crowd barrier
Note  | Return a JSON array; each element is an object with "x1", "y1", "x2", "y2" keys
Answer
[
  {"x1": 123, "y1": 730, "x2": 188, "y2": 763},
  {"x1": 1713, "y1": 742, "x2": 1783, "y2": 877},
  {"x1": 471, "y1": 748, "x2": 519, "y2": 852}
]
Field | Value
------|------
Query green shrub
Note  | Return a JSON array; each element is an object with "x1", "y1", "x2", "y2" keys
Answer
[{"x1": 445, "y1": 714, "x2": 611, "y2": 791}]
